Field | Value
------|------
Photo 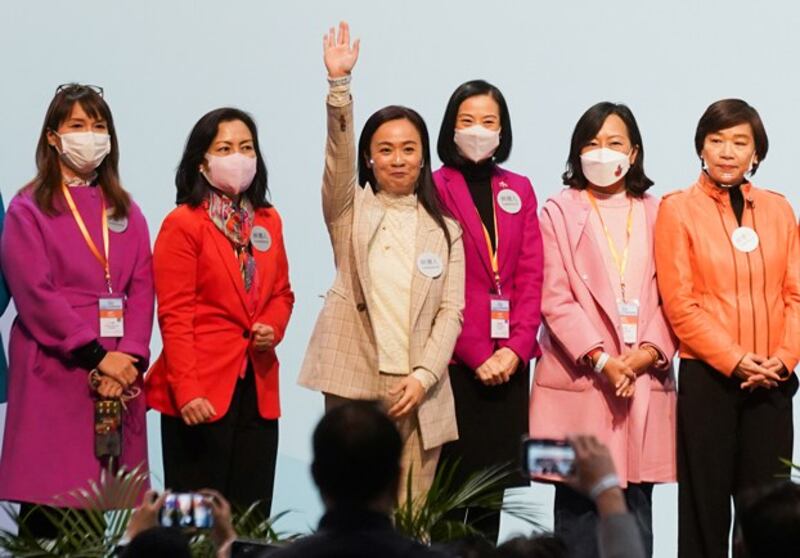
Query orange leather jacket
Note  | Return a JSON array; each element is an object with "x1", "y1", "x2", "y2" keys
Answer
[{"x1": 654, "y1": 172, "x2": 800, "y2": 375}]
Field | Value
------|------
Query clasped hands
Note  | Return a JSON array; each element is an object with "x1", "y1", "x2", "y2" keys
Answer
[
  {"x1": 591, "y1": 346, "x2": 659, "y2": 399},
  {"x1": 475, "y1": 347, "x2": 520, "y2": 386},
  {"x1": 734, "y1": 353, "x2": 785, "y2": 391}
]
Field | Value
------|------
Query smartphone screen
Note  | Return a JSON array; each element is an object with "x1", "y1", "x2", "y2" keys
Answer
[
  {"x1": 522, "y1": 438, "x2": 576, "y2": 478},
  {"x1": 159, "y1": 493, "x2": 214, "y2": 529}
]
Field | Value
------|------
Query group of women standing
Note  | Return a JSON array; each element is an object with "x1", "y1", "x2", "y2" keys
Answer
[{"x1": 0, "y1": 19, "x2": 797, "y2": 558}]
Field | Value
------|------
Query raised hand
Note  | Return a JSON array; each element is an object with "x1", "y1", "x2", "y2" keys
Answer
[{"x1": 323, "y1": 21, "x2": 360, "y2": 78}]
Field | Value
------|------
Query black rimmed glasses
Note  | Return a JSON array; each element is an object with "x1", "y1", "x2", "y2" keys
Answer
[{"x1": 55, "y1": 83, "x2": 104, "y2": 98}]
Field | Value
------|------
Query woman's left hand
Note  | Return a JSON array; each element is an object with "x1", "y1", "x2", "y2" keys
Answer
[
  {"x1": 387, "y1": 376, "x2": 425, "y2": 419},
  {"x1": 494, "y1": 347, "x2": 521, "y2": 378},
  {"x1": 252, "y1": 323, "x2": 275, "y2": 351},
  {"x1": 621, "y1": 348, "x2": 657, "y2": 375}
]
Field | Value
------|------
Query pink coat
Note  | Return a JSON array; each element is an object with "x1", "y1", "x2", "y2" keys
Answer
[
  {"x1": 529, "y1": 188, "x2": 678, "y2": 485},
  {"x1": 433, "y1": 166, "x2": 543, "y2": 368}
]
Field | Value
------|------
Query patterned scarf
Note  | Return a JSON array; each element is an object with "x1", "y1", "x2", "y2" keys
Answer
[{"x1": 207, "y1": 191, "x2": 257, "y2": 293}]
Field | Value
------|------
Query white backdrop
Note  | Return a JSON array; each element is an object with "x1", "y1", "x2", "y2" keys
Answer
[{"x1": 2, "y1": 1, "x2": 800, "y2": 555}]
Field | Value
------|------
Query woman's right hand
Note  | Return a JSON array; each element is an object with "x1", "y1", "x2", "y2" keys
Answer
[
  {"x1": 599, "y1": 356, "x2": 636, "y2": 398},
  {"x1": 323, "y1": 21, "x2": 360, "y2": 78},
  {"x1": 180, "y1": 398, "x2": 217, "y2": 426},
  {"x1": 97, "y1": 351, "x2": 138, "y2": 387}
]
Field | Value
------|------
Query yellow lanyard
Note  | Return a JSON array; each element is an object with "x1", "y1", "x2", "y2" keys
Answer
[
  {"x1": 62, "y1": 184, "x2": 113, "y2": 293},
  {"x1": 586, "y1": 190, "x2": 633, "y2": 301},
  {"x1": 479, "y1": 203, "x2": 502, "y2": 295}
]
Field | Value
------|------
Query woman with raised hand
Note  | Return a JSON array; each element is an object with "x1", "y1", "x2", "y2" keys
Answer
[
  {"x1": 432, "y1": 79, "x2": 543, "y2": 540},
  {"x1": 655, "y1": 99, "x2": 800, "y2": 558},
  {"x1": 530, "y1": 102, "x2": 677, "y2": 557},
  {"x1": 299, "y1": 21, "x2": 465, "y2": 504},
  {"x1": 0, "y1": 84, "x2": 154, "y2": 537},
  {"x1": 145, "y1": 106, "x2": 294, "y2": 516}
]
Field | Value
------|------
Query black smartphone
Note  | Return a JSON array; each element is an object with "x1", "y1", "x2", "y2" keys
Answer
[
  {"x1": 158, "y1": 492, "x2": 214, "y2": 529},
  {"x1": 522, "y1": 438, "x2": 576, "y2": 478}
]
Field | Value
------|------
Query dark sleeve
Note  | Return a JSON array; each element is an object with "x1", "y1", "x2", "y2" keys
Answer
[
  {"x1": 598, "y1": 513, "x2": 646, "y2": 558},
  {"x1": 72, "y1": 339, "x2": 108, "y2": 370}
]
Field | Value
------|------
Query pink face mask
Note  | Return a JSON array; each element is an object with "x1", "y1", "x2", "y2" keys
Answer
[{"x1": 202, "y1": 153, "x2": 257, "y2": 196}]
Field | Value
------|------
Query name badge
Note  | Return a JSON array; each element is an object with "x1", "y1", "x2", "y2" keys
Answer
[
  {"x1": 250, "y1": 226, "x2": 272, "y2": 252},
  {"x1": 497, "y1": 189, "x2": 522, "y2": 214},
  {"x1": 417, "y1": 252, "x2": 443, "y2": 278},
  {"x1": 99, "y1": 296, "x2": 125, "y2": 338},
  {"x1": 106, "y1": 211, "x2": 128, "y2": 234},
  {"x1": 731, "y1": 226, "x2": 759, "y2": 253},
  {"x1": 618, "y1": 299, "x2": 639, "y2": 345},
  {"x1": 490, "y1": 296, "x2": 510, "y2": 339}
]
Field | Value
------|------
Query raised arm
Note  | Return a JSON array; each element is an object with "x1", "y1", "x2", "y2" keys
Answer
[{"x1": 321, "y1": 21, "x2": 360, "y2": 226}]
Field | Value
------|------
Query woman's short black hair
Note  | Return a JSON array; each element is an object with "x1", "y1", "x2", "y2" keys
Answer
[
  {"x1": 562, "y1": 102, "x2": 654, "y2": 197},
  {"x1": 437, "y1": 79, "x2": 513, "y2": 167},
  {"x1": 358, "y1": 105, "x2": 452, "y2": 250},
  {"x1": 175, "y1": 107, "x2": 271, "y2": 208},
  {"x1": 695, "y1": 98, "x2": 768, "y2": 176}
]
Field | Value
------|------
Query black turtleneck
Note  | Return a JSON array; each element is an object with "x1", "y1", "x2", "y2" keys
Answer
[
  {"x1": 460, "y1": 160, "x2": 496, "y2": 249},
  {"x1": 729, "y1": 185, "x2": 744, "y2": 225}
]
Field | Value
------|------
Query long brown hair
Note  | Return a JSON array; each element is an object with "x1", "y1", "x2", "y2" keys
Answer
[{"x1": 30, "y1": 84, "x2": 130, "y2": 217}]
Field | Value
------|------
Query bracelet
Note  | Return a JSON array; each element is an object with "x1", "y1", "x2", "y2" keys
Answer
[
  {"x1": 642, "y1": 344, "x2": 660, "y2": 364},
  {"x1": 593, "y1": 352, "x2": 610, "y2": 374},
  {"x1": 589, "y1": 473, "x2": 620, "y2": 500},
  {"x1": 327, "y1": 74, "x2": 351, "y2": 87}
]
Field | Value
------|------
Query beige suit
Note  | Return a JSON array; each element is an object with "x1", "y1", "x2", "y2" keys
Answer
[{"x1": 299, "y1": 85, "x2": 465, "y2": 501}]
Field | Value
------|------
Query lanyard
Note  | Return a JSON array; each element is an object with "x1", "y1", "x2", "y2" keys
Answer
[
  {"x1": 586, "y1": 190, "x2": 633, "y2": 301},
  {"x1": 62, "y1": 184, "x2": 113, "y2": 293},
  {"x1": 479, "y1": 202, "x2": 502, "y2": 295}
]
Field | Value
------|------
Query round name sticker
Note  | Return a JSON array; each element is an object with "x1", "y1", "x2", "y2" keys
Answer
[
  {"x1": 731, "y1": 226, "x2": 759, "y2": 253},
  {"x1": 496, "y1": 189, "x2": 522, "y2": 214},
  {"x1": 417, "y1": 252, "x2": 443, "y2": 278},
  {"x1": 106, "y1": 212, "x2": 128, "y2": 233},
  {"x1": 250, "y1": 226, "x2": 272, "y2": 252}
]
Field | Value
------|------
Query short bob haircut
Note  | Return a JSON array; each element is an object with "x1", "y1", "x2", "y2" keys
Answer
[
  {"x1": 563, "y1": 102, "x2": 653, "y2": 197},
  {"x1": 31, "y1": 83, "x2": 130, "y2": 217},
  {"x1": 358, "y1": 105, "x2": 452, "y2": 250},
  {"x1": 175, "y1": 107, "x2": 271, "y2": 208},
  {"x1": 437, "y1": 79, "x2": 513, "y2": 167},
  {"x1": 695, "y1": 98, "x2": 768, "y2": 176}
]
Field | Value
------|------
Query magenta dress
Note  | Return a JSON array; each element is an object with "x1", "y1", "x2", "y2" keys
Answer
[{"x1": 0, "y1": 186, "x2": 154, "y2": 507}]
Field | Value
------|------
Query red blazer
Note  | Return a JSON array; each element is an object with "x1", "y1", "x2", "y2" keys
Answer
[{"x1": 145, "y1": 203, "x2": 294, "y2": 420}]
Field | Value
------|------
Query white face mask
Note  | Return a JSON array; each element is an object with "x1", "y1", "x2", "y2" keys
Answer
[
  {"x1": 580, "y1": 147, "x2": 631, "y2": 188},
  {"x1": 202, "y1": 153, "x2": 258, "y2": 197},
  {"x1": 453, "y1": 125, "x2": 500, "y2": 163},
  {"x1": 56, "y1": 131, "x2": 111, "y2": 174}
]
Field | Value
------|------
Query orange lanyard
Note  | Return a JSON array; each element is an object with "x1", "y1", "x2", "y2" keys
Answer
[
  {"x1": 586, "y1": 190, "x2": 633, "y2": 301},
  {"x1": 62, "y1": 184, "x2": 113, "y2": 293},
  {"x1": 479, "y1": 203, "x2": 502, "y2": 295}
]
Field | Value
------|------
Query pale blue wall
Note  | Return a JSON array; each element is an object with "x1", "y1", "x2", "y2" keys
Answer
[{"x1": 1, "y1": 1, "x2": 800, "y2": 555}]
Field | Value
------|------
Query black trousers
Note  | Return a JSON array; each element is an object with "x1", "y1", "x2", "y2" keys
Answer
[
  {"x1": 677, "y1": 359, "x2": 797, "y2": 558},
  {"x1": 161, "y1": 365, "x2": 279, "y2": 516},
  {"x1": 438, "y1": 361, "x2": 530, "y2": 543},
  {"x1": 554, "y1": 483, "x2": 653, "y2": 558}
]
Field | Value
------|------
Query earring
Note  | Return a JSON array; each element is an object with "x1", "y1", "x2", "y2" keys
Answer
[{"x1": 368, "y1": 159, "x2": 375, "y2": 166}]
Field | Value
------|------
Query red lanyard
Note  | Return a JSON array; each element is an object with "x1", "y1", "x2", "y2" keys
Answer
[
  {"x1": 62, "y1": 184, "x2": 113, "y2": 293},
  {"x1": 479, "y1": 202, "x2": 502, "y2": 295}
]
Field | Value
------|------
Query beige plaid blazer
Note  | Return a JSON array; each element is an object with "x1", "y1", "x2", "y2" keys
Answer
[{"x1": 298, "y1": 91, "x2": 465, "y2": 450}]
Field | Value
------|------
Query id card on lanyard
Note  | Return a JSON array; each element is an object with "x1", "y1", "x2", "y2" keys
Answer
[
  {"x1": 586, "y1": 191, "x2": 638, "y2": 345},
  {"x1": 62, "y1": 184, "x2": 125, "y2": 338},
  {"x1": 480, "y1": 202, "x2": 510, "y2": 339}
]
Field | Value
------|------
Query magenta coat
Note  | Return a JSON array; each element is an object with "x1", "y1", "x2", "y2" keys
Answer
[
  {"x1": 0, "y1": 187, "x2": 154, "y2": 506},
  {"x1": 433, "y1": 166, "x2": 543, "y2": 368},
  {"x1": 530, "y1": 188, "x2": 677, "y2": 485}
]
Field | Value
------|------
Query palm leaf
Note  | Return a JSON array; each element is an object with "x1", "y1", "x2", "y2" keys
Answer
[{"x1": 394, "y1": 458, "x2": 542, "y2": 544}]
